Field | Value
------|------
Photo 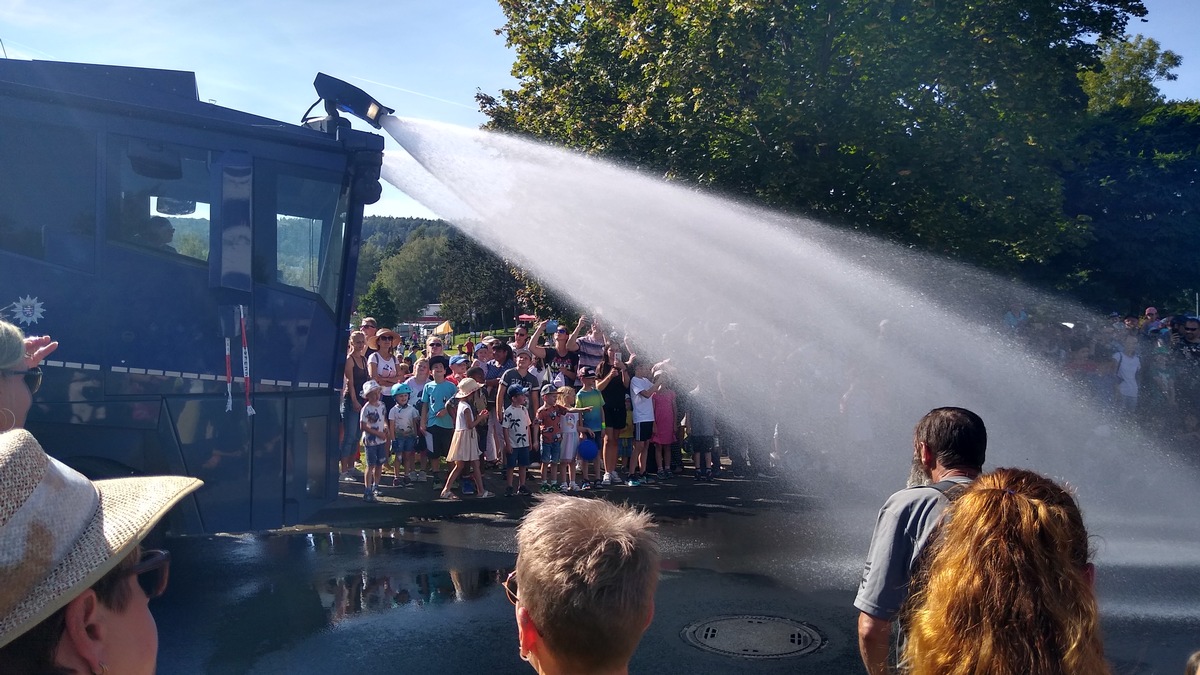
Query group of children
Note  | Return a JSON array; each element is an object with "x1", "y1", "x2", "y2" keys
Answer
[{"x1": 351, "y1": 347, "x2": 721, "y2": 502}]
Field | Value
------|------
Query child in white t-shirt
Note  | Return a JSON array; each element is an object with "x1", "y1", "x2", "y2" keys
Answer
[
  {"x1": 359, "y1": 380, "x2": 389, "y2": 501},
  {"x1": 387, "y1": 383, "x2": 420, "y2": 486}
]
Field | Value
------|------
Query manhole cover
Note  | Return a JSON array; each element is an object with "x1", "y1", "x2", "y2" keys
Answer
[{"x1": 681, "y1": 615, "x2": 826, "y2": 659}]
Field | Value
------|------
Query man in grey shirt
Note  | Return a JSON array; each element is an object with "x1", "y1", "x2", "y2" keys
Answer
[{"x1": 854, "y1": 407, "x2": 987, "y2": 675}]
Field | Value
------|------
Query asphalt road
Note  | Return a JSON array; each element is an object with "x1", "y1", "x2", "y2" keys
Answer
[{"x1": 153, "y1": 471, "x2": 1200, "y2": 674}]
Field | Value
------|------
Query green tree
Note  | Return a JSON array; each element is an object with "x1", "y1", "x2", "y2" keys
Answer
[
  {"x1": 1059, "y1": 101, "x2": 1200, "y2": 308},
  {"x1": 482, "y1": 0, "x2": 1146, "y2": 270},
  {"x1": 376, "y1": 234, "x2": 448, "y2": 320},
  {"x1": 438, "y1": 235, "x2": 524, "y2": 331},
  {"x1": 356, "y1": 278, "x2": 399, "y2": 328},
  {"x1": 1080, "y1": 35, "x2": 1182, "y2": 114},
  {"x1": 353, "y1": 239, "x2": 385, "y2": 301}
]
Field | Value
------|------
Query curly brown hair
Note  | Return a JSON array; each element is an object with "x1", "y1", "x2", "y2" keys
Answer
[{"x1": 901, "y1": 468, "x2": 1107, "y2": 675}]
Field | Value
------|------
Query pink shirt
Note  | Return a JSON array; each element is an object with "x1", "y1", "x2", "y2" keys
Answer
[{"x1": 650, "y1": 389, "x2": 677, "y2": 444}]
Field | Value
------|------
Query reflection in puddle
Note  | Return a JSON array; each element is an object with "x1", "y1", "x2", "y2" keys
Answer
[
  {"x1": 160, "y1": 527, "x2": 520, "y2": 674},
  {"x1": 319, "y1": 567, "x2": 510, "y2": 625}
]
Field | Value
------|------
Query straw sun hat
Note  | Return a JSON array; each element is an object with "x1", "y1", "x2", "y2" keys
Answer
[
  {"x1": 454, "y1": 377, "x2": 483, "y2": 399},
  {"x1": 367, "y1": 328, "x2": 398, "y2": 352},
  {"x1": 0, "y1": 429, "x2": 202, "y2": 648}
]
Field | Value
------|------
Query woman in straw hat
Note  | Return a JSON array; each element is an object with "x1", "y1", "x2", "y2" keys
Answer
[
  {"x1": 440, "y1": 377, "x2": 492, "y2": 500},
  {"x1": 0, "y1": 429, "x2": 202, "y2": 673},
  {"x1": 367, "y1": 328, "x2": 401, "y2": 408}
]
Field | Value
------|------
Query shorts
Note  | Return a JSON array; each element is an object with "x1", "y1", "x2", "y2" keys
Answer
[
  {"x1": 603, "y1": 407, "x2": 627, "y2": 430},
  {"x1": 688, "y1": 436, "x2": 714, "y2": 455},
  {"x1": 618, "y1": 438, "x2": 632, "y2": 457},
  {"x1": 633, "y1": 421, "x2": 654, "y2": 442},
  {"x1": 428, "y1": 425, "x2": 453, "y2": 457},
  {"x1": 392, "y1": 435, "x2": 418, "y2": 454},
  {"x1": 541, "y1": 441, "x2": 561, "y2": 463},
  {"x1": 506, "y1": 446, "x2": 532, "y2": 469},
  {"x1": 365, "y1": 443, "x2": 388, "y2": 466}
]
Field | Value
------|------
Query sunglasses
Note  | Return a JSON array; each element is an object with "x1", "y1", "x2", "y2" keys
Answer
[
  {"x1": 2, "y1": 367, "x2": 41, "y2": 394},
  {"x1": 130, "y1": 549, "x2": 171, "y2": 599},
  {"x1": 378, "y1": 337, "x2": 394, "y2": 343},
  {"x1": 429, "y1": 342, "x2": 443, "y2": 347},
  {"x1": 555, "y1": 329, "x2": 568, "y2": 334},
  {"x1": 503, "y1": 570, "x2": 519, "y2": 605}
]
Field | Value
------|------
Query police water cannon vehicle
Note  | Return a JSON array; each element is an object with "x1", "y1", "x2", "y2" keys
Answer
[{"x1": 0, "y1": 60, "x2": 392, "y2": 534}]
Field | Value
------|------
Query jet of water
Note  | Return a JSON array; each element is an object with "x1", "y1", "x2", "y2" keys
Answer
[{"x1": 378, "y1": 116, "x2": 1199, "y2": 567}]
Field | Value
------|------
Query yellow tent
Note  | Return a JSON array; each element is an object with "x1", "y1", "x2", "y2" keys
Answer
[{"x1": 433, "y1": 320, "x2": 453, "y2": 335}]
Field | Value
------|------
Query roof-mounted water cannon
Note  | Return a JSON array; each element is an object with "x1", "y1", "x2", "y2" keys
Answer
[
  {"x1": 301, "y1": 73, "x2": 391, "y2": 205},
  {"x1": 304, "y1": 73, "x2": 394, "y2": 132}
]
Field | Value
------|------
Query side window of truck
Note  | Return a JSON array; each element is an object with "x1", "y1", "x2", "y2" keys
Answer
[{"x1": 108, "y1": 135, "x2": 212, "y2": 263}]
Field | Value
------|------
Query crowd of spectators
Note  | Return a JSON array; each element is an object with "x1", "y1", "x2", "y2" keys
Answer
[
  {"x1": 340, "y1": 314, "x2": 741, "y2": 500},
  {"x1": 1006, "y1": 302, "x2": 1200, "y2": 445}
]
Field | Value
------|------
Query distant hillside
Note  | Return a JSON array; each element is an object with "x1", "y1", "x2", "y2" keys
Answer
[{"x1": 362, "y1": 216, "x2": 451, "y2": 253}]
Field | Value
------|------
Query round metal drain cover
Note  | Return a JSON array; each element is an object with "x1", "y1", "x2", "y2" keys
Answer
[{"x1": 681, "y1": 615, "x2": 825, "y2": 659}]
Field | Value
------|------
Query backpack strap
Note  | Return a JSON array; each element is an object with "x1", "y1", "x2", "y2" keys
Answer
[{"x1": 927, "y1": 478, "x2": 970, "y2": 502}]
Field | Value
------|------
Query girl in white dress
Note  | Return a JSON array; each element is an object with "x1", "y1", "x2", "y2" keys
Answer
[{"x1": 441, "y1": 378, "x2": 492, "y2": 500}]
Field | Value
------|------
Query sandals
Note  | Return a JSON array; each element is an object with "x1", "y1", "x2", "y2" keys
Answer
[{"x1": 440, "y1": 490, "x2": 461, "y2": 501}]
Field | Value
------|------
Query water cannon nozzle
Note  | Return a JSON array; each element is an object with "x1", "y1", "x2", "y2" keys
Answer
[{"x1": 311, "y1": 73, "x2": 394, "y2": 129}]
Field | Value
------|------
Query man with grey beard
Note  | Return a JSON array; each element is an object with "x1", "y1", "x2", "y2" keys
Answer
[{"x1": 854, "y1": 407, "x2": 987, "y2": 675}]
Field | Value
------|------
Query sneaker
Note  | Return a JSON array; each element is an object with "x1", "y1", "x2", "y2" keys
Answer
[
  {"x1": 601, "y1": 473, "x2": 613, "y2": 486},
  {"x1": 571, "y1": 482, "x2": 581, "y2": 491},
  {"x1": 626, "y1": 476, "x2": 640, "y2": 487},
  {"x1": 642, "y1": 473, "x2": 656, "y2": 484},
  {"x1": 591, "y1": 480, "x2": 602, "y2": 490},
  {"x1": 539, "y1": 482, "x2": 552, "y2": 493},
  {"x1": 363, "y1": 490, "x2": 374, "y2": 502},
  {"x1": 517, "y1": 485, "x2": 531, "y2": 496},
  {"x1": 478, "y1": 490, "x2": 494, "y2": 498},
  {"x1": 580, "y1": 481, "x2": 592, "y2": 490},
  {"x1": 552, "y1": 482, "x2": 563, "y2": 493},
  {"x1": 505, "y1": 486, "x2": 515, "y2": 497}
]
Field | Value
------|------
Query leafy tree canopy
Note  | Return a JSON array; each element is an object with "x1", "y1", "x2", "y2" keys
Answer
[
  {"x1": 1060, "y1": 100, "x2": 1200, "y2": 308},
  {"x1": 481, "y1": 0, "x2": 1146, "y2": 270},
  {"x1": 1080, "y1": 34, "x2": 1182, "y2": 114}
]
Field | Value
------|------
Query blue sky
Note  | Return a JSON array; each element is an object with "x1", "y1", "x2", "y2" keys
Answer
[{"x1": 2, "y1": 0, "x2": 1195, "y2": 217}]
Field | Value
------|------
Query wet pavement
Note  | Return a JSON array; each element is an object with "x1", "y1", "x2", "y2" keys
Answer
[{"x1": 154, "y1": 469, "x2": 1200, "y2": 674}]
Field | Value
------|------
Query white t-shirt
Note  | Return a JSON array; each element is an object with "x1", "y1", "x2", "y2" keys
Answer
[
  {"x1": 368, "y1": 353, "x2": 398, "y2": 382},
  {"x1": 388, "y1": 403, "x2": 419, "y2": 437},
  {"x1": 630, "y1": 376, "x2": 655, "y2": 423},
  {"x1": 359, "y1": 400, "x2": 388, "y2": 447},
  {"x1": 503, "y1": 405, "x2": 532, "y2": 448},
  {"x1": 1113, "y1": 352, "x2": 1140, "y2": 397}
]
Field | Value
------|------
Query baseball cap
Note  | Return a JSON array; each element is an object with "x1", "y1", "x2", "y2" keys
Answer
[
  {"x1": 540, "y1": 384, "x2": 558, "y2": 396},
  {"x1": 507, "y1": 383, "x2": 529, "y2": 398}
]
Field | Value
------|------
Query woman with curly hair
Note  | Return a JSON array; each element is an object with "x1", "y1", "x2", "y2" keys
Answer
[{"x1": 901, "y1": 467, "x2": 1109, "y2": 675}]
